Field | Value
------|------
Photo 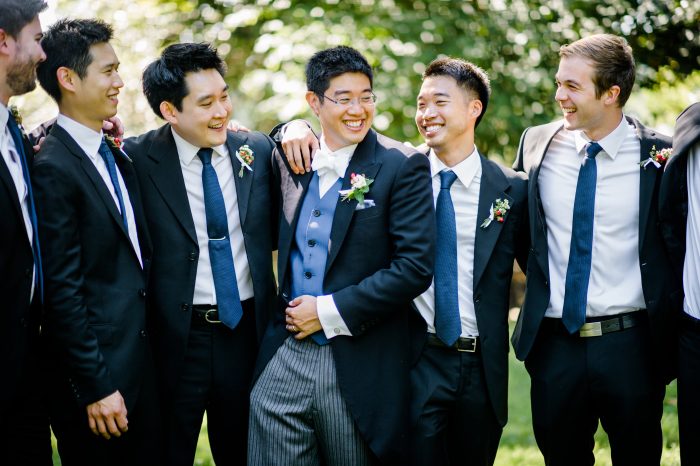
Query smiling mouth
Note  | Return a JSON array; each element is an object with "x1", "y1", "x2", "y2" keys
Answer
[
  {"x1": 422, "y1": 124, "x2": 442, "y2": 136},
  {"x1": 344, "y1": 120, "x2": 364, "y2": 130},
  {"x1": 208, "y1": 122, "x2": 225, "y2": 130},
  {"x1": 562, "y1": 107, "x2": 576, "y2": 115}
]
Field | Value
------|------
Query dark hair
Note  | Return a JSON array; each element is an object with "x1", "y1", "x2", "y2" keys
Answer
[
  {"x1": 423, "y1": 57, "x2": 491, "y2": 129},
  {"x1": 306, "y1": 46, "x2": 373, "y2": 100},
  {"x1": 142, "y1": 42, "x2": 226, "y2": 118},
  {"x1": 0, "y1": 0, "x2": 47, "y2": 39},
  {"x1": 36, "y1": 18, "x2": 113, "y2": 103},
  {"x1": 559, "y1": 34, "x2": 635, "y2": 107}
]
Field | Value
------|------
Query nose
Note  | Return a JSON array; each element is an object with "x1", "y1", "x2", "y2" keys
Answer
[
  {"x1": 114, "y1": 71, "x2": 124, "y2": 89},
  {"x1": 38, "y1": 46, "x2": 47, "y2": 63},
  {"x1": 213, "y1": 99, "x2": 230, "y2": 117},
  {"x1": 555, "y1": 85, "x2": 567, "y2": 102}
]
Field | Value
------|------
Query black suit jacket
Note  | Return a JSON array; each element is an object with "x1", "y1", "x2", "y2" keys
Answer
[
  {"x1": 0, "y1": 119, "x2": 40, "y2": 414},
  {"x1": 511, "y1": 117, "x2": 676, "y2": 381},
  {"x1": 660, "y1": 102, "x2": 700, "y2": 287},
  {"x1": 124, "y1": 124, "x2": 277, "y2": 402},
  {"x1": 257, "y1": 129, "x2": 435, "y2": 462},
  {"x1": 33, "y1": 124, "x2": 153, "y2": 413}
]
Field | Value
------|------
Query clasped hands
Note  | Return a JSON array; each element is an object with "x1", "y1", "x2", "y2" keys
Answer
[{"x1": 285, "y1": 295, "x2": 322, "y2": 340}]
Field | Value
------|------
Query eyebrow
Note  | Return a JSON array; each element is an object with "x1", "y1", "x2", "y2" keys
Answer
[
  {"x1": 333, "y1": 88, "x2": 373, "y2": 96},
  {"x1": 195, "y1": 84, "x2": 229, "y2": 103},
  {"x1": 417, "y1": 91, "x2": 451, "y2": 100}
]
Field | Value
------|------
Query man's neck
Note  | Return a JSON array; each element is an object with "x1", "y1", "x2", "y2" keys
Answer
[
  {"x1": 433, "y1": 141, "x2": 476, "y2": 168},
  {"x1": 582, "y1": 109, "x2": 624, "y2": 142},
  {"x1": 59, "y1": 106, "x2": 103, "y2": 133}
]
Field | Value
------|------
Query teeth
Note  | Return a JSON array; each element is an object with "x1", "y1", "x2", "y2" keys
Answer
[
  {"x1": 345, "y1": 120, "x2": 362, "y2": 128},
  {"x1": 562, "y1": 107, "x2": 576, "y2": 114},
  {"x1": 209, "y1": 123, "x2": 223, "y2": 129},
  {"x1": 425, "y1": 125, "x2": 441, "y2": 132}
]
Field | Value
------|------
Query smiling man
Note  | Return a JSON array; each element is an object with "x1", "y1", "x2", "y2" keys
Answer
[
  {"x1": 511, "y1": 34, "x2": 675, "y2": 465},
  {"x1": 123, "y1": 42, "x2": 277, "y2": 466},
  {"x1": 248, "y1": 46, "x2": 435, "y2": 465},
  {"x1": 33, "y1": 18, "x2": 159, "y2": 466}
]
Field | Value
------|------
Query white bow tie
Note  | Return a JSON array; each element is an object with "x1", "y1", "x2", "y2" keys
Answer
[{"x1": 312, "y1": 148, "x2": 350, "y2": 180}]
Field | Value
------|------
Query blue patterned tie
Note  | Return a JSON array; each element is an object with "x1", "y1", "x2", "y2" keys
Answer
[
  {"x1": 7, "y1": 114, "x2": 43, "y2": 303},
  {"x1": 562, "y1": 142, "x2": 603, "y2": 333},
  {"x1": 98, "y1": 139, "x2": 129, "y2": 232},
  {"x1": 198, "y1": 148, "x2": 243, "y2": 329},
  {"x1": 434, "y1": 170, "x2": 461, "y2": 345}
]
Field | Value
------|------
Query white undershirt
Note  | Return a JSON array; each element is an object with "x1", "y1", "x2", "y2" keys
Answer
[{"x1": 684, "y1": 141, "x2": 700, "y2": 318}]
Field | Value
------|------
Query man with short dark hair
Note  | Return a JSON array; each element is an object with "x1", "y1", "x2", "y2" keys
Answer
[
  {"x1": 248, "y1": 45, "x2": 435, "y2": 465},
  {"x1": 125, "y1": 42, "x2": 277, "y2": 466},
  {"x1": 34, "y1": 18, "x2": 159, "y2": 466},
  {"x1": 512, "y1": 34, "x2": 675, "y2": 465},
  {"x1": 0, "y1": 0, "x2": 52, "y2": 464},
  {"x1": 408, "y1": 57, "x2": 528, "y2": 466}
]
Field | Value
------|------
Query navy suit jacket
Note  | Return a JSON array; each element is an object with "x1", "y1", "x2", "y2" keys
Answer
[
  {"x1": 33, "y1": 124, "x2": 153, "y2": 413},
  {"x1": 511, "y1": 117, "x2": 676, "y2": 382},
  {"x1": 124, "y1": 124, "x2": 278, "y2": 406},
  {"x1": 256, "y1": 129, "x2": 435, "y2": 463}
]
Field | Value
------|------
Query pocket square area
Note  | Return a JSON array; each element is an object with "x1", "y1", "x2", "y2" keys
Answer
[{"x1": 355, "y1": 199, "x2": 376, "y2": 211}]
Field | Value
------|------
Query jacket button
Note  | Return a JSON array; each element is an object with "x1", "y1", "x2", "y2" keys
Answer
[
  {"x1": 189, "y1": 251, "x2": 197, "y2": 261},
  {"x1": 139, "y1": 330, "x2": 147, "y2": 338},
  {"x1": 308, "y1": 239, "x2": 316, "y2": 247},
  {"x1": 312, "y1": 210, "x2": 321, "y2": 217},
  {"x1": 181, "y1": 303, "x2": 190, "y2": 312},
  {"x1": 138, "y1": 289, "x2": 146, "y2": 297},
  {"x1": 304, "y1": 271, "x2": 312, "y2": 279}
]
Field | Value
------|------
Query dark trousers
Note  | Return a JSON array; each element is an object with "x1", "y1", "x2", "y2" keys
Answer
[
  {"x1": 165, "y1": 300, "x2": 257, "y2": 466},
  {"x1": 525, "y1": 318, "x2": 664, "y2": 466},
  {"x1": 678, "y1": 311, "x2": 700, "y2": 465},
  {"x1": 51, "y1": 366, "x2": 161, "y2": 466},
  {"x1": 408, "y1": 343, "x2": 502, "y2": 466}
]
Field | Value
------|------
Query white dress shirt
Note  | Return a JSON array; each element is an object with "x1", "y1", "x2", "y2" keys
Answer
[
  {"x1": 1, "y1": 103, "x2": 35, "y2": 298},
  {"x1": 413, "y1": 148, "x2": 482, "y2": 336},
  {"x1": 540, "y1": 116, "x2": 645, "y2": 318},
  {"x1": 171, "y1": 129, "x2": 253, "y2": 305},
  {"x1": 684, "y1": 141, "x2": 700, "y2": 318},
  {"x1": 57, "y1": 114, "x2": 143, "y2": 268}
]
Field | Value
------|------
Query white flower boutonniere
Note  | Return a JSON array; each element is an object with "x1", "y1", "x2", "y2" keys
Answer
[
  {"x1": 339, "y1": 172, "x2": 374, "y2": 204},
  {"x1": 235, "y1": 144, "x2": 254, "y2": 178},
  {"x1": 640, "y1": 145, "x2": 672, "y2": 170},
  {"x1": 9, "y1": 105, "x2": 23, "y2": 129},
  {"x1": 481, "y1": 198, "x2": 511, "y2": 228}
]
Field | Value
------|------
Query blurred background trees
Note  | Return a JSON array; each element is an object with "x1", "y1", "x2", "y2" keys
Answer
[{"x1": 16, "y1": 0, "x2": 699, "y2": 165}]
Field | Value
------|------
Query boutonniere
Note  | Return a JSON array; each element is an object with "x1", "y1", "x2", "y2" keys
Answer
[
  {"x1": 9, "y1": 105, "x2": 23, "y2": 129},
  {"x1": 339, "y1": 172, "x2": 374, "y2": 204},
  {"x1": 105, "y1": 135, "x2": 122, "y2": 149},
  {"x1": 235, "y1": 144, "x2": 254, "y2": 177},
  {"x1": 640, "y1": 145, "x2": 672, "y2": 169},
  {"x1": 481, "y1": 198, "x2": 510, "y2": 228}
]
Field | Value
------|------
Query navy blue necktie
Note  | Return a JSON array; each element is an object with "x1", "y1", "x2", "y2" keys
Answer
[
  {"x1": 98, "y1": 139, "x2": 129, "y2": 232},
  {"x1": 562, "y1": 142, "x2": 603, "y2": 333},
  {"x1": 198, "y1": 148, "x2": 243, "y2": 330},
  {"x1": 7, "y1": 114, "x2": 43, "y2": 303},
  {"x1": 434, "y1": 170, "x2": 461, "y2": 345}
]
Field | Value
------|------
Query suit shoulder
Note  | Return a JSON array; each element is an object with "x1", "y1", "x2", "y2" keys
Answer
[
  {"x1": 33, "y1": 133, "x2": 67, "y2": 166},
  {"x1": 242, "y1": 131, "x2": 275, "y2": 158},
  {"x1": 375, "y1": 133, "x2": 427, "y2": 166}
]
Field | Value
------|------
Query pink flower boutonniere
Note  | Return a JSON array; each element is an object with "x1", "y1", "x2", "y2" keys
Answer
[
  {"x1": 339, "y1": 173, "x2": 374, "y2": 204},
  {"x1": 236, "y1": 144, "x2": 254, "y2": 178},
  {"x1": 640, "y1": 145, "x2": 672, "y2": 170},
  {"x1": 481, "y1": 198, "x2": 511, "y2": 228}
]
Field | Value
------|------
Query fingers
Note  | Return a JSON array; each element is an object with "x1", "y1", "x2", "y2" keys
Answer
[
  {"x1": 105, "y1": 415, "x2": 121, "y2": 438},
  {"x1": 88, "y1": 412, "x2": 98, "y2": 436},
  {"x1": 95, "y1": 415, "x2": 110, "y2": 439},
  {"x1": 33, "y1": 137, "x2": 46, "y2": 154},
  {"x1": 307, "y1": 137, "x2": 319, "y2": 172}
]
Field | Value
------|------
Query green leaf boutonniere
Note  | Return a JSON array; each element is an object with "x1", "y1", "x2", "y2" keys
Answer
[
  {"x1": 339, "y1": 172, "x2": 374, "y2": 204},
  {"x1": 481, "y1": 198, "x2": 511, "y2": 228},
  {"x1": 236, "y1": 145, "x2": 254, "y2": 178},
  {"x1": 9, "y1": 105, "x2": 23, "y2": 129},
  {"x1": 640, "y1": 145, "x2": 672, "y2": 170}
]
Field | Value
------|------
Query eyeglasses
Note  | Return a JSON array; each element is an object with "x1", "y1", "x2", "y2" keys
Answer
[{"x1": 320, "y1": 93, "x2": 377, "y2": 107}]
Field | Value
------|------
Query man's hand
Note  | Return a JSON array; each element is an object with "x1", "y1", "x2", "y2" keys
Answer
[
  {"x1": 227, "y1": 120, "x2": 251, "y2": 133},
  {"x1": 86, "y1": 390, "x2": 128, "y2": 440},
  {"x1": 285, "y1": 295, "x2": 322, "y2": 340},
  {"x1": 282, "y1": 120, "x2": 319, "y2": 175},
  {"x1": 102, "y1": 116, "x2": 125, "y2": 139}
]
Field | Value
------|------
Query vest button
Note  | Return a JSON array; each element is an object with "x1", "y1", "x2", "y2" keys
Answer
[
  {"x1": 312, "y1": 209, "x2": 321, "y2": 217},
  {"x1": 308, "y1": 240, "x2": 316, "y2": 247},
  {"x1": 304, "y1": 271, "x2": 312, "y2": 279}
]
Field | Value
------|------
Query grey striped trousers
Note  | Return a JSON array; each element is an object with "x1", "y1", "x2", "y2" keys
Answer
[{"x1": 248, "y1": 337, "x2": 375, "y2": 466}]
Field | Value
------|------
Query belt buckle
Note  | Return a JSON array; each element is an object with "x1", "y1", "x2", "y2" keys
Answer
[
  {"x1": 204, "y1": 309, "x2": 221, "y2": 324},
  {"x1": 456, "y1": 338, "x2": 477, "y2": 352},
  {"x1": 578, "y1": 321, "x2": 603, "y2": 338}
]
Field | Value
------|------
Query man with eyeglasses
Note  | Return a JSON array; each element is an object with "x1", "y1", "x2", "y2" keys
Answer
[{"x1": 248, "y1": 45, "x2": 435, "y2": 465}]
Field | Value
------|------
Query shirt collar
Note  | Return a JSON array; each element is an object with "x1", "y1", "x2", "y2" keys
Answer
[
  {"x1": 57, "y1": 114, "x2": 103, "y2": 160},
  {"x1": 429, "y1": 146, "x2": 482, "y2": 190},
  {"x1": 574, "y1": 115, "x2": 631, "y2": 160},
  {"x1": 0, "y1": 103, "x2": 9, "y2": 132},
  {"x1": 171, "y1": 127, "x2": 229, "y2": 166}
]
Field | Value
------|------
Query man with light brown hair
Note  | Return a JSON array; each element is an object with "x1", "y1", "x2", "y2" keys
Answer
[{"x1": 512, "y1": 34, "x2": 675, "y2": 465}]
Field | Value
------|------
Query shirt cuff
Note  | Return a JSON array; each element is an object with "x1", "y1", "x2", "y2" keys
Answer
[{"x1": 317, "y1": 294, "x2": 352, "y2": 339}]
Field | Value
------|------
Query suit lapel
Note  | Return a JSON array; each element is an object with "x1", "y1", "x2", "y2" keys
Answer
[
  {"x1": 225, "y1": 132, "x2": 252, "y2": 227},
  {"x1": 473, "y1": 157, "x2": 511, "y2": 290},
  {"x1": 632, "y1": 117, "x2": 660, "y2": 251},
  {"x1": 0, "y1": 156, "x2": 24, "y2": 222},
  {"x1": 277, "y1": 167, "x2": 313, "y2": 291},
  {"x1": 146, "y1": 126, "x2": 198, "y2": 244},
  {"x1": 325, "y1": 130, "x2": 382, "y2": 274}
]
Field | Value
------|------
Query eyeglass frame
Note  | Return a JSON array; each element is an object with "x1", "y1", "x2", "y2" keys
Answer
[{"x1": 318, "y1": 92, "x2": 378, "y2": 107}]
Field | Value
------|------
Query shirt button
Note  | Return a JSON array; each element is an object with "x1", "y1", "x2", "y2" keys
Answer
[
  {"x1": 312, "y1": 210, "x2": 321, "y2": 217},
  {"x1": 308, "y1": 239, "x2": 316, "y2": 247},
  {"x1": 304, "y1": 271, "x2": 312, "y2": 279},
  {"x1": 334, "y1": 328, "x2": 341, "y2": 335}
]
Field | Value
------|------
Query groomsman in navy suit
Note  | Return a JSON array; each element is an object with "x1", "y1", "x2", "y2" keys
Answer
[
  {"x1": 660, "y1": 102, "x2": 700, "y2": 465},
  {"x1": 512, "y1": 34, "x2": 676, "y2": 465},
  {"x1": 408, "y1": 57, "x2": 528, "y2": 466},
  {"x1": 0, "y1": 1, "x2": 52, "y2": 464},
  {"x1": 248, "y1": 46, "x2": 435, "y2": 465},
  {"x1": 124, "y1": 43, "x2": 277, "y2": 466}
]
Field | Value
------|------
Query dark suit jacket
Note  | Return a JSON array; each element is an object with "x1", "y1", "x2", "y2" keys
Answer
[
  {"x1": 660, "y1": 102, "x2": 700, "y2": 287},
  {"x1": 257, "y1": 129, "x2": 435, "y2": 462},
  {"x1": 124, "y1": 124, "x2": 277, "y2": 403},
  {"x1": 511, "y1": 116, "x2": 676, "y2": 381},
  {"x1": 32, "y1": 124, "x2": 153, "y2": 414},
  {"x1": 0, "y1": 120, "x2": 40, "y2": 414}
]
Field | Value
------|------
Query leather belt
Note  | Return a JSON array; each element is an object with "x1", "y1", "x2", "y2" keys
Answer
[
  {"x1": 426, "y1": 333, "x2": 479, "y2": 353},
  {"x1": 542, "y1": 311, "x2": 644, "y2": 338},
  {"x1": 191, "y1": 305, "x2": 220, "y2": 324}
]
